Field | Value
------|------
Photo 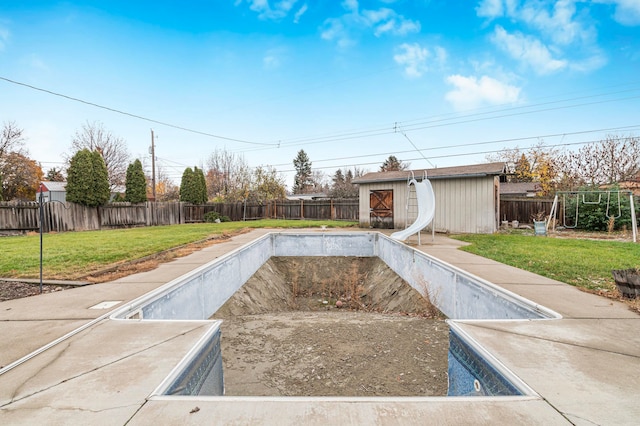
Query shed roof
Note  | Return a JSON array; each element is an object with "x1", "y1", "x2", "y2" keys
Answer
[
  {"x1": 38, "y1": 181, "x2": 67, "y2": 192},
  {"x1": 352, "y1": 162, "x2": 506, "y2": 184}
]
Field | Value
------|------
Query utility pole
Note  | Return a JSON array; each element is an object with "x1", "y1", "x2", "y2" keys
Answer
[{"x1": 150, "y1": 129, "x2": 156, "y2": 201}]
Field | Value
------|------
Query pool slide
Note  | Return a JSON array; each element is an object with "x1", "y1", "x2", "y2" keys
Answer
[{"x1": 390, "y1": 178, "x2": 436, "y2": 242}]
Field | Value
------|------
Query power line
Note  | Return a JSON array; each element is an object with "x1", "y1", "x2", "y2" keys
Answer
[
  {"x1": 265, "y1": 124, "x2": 640, "y2": 168},
  {"x1": 0, "y1": 75, "x2": 276, "y2": 146},
  {"x1": 274, "y1": 136, "x2": 638, "y2": 173},
  {"x1": 234, "y1": 86, "x2": 640, "y2": 154}
]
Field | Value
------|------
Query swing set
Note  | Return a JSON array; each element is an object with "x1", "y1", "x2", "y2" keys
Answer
[{"x1": 547, "y1": 190, "x2": 638, "y2": 243}]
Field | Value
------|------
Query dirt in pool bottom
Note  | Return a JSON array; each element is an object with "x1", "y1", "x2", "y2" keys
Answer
[
  {"x1": 217, "y1": 311, "x2": 449, "y2": 397},
  {"x1": 212, "y1": 257, "x2": 449, "y2": 397}
]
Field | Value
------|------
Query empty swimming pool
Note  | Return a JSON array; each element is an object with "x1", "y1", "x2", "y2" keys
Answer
[{"x1": 111, "y1": 232, "x2": 560, "y2": 398}]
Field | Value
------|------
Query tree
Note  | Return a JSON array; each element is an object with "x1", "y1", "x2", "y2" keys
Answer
[
  {"x1": 150, "y1": 164, "x2": 180, "y2": 201},
  {"x1": 180, "y1": 167, "x2": 195, "y2": 202},
  {"x1": 487, "y1": 141, "x2": 559, "y2": 195},
  {"x1": 329, "y1": 167, "x2": 362, "y2": 198},
  {"x1": 556, "y1": 135, "x2": 640, "y2": 189},
  {"x1": 45, "y1": 167, "x2": 65, "y2": 182},
  {"x1": 180, "y1": 166, "x2": 207, "y2": 204},
  {"x1": 66, "y1": 149, "x2": 110, "y2": 206},
  {"x1": 194, "y1": 166, "x2": 208, "y2": 203},
  {"x1": 124, "y1": 159, "x2": 147, "y2": 203},
  {"x1": 205, "y1": 148, "x2": 251, "y2": 202},
  {"x1": 380, "y1": 155, "x2": 407, "y2": 172},
  {"x1": 250, "y1": 165, "x2": 286, "y2": 202},
  {"x1": 1, "y1": 121, "x2": 25, "y2": 159},
  {"x1": 0, "y1": 121, "x2": 28, "y2": 201},
  {"x1": 0, "y1": 152, "x2": 43, "y2": 201},
  {"x1": 67, "y1": 121, "x2": 130, "y2": 191},
  {"x1": 513, "y1": 154, "x2": 533, "y2": 182},
  {"x1": 293, "y1": 149, "x2": 313, "y2": 194}
]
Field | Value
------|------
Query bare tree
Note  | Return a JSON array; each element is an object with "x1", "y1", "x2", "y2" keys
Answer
[
  {"x1": 206, "y1": 148, "x2": 252, "y2": 201},
  {"x1": 0, "y1": 121, "x2": 26, "y2": 159},
  {"x1": 555, "y1": 135, "x2": 640, "y2": 189},
  {"x1": 149, "y1": 164, "x2": 180, "y2": 201},
  {"x1": 67, "y1": 121, "x2": 130, "y2": 190}
]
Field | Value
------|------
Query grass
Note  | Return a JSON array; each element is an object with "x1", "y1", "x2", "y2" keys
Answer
[
  {"x1": 451, "y1": 233, "x2": 640, "y2": 292},
  {"x1": 0, "y1": 219, "x2": 357, "y2": 279}
]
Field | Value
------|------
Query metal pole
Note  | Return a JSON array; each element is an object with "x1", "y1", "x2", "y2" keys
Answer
[
  {"x1": 39, "y1": 184, "x2": 44, "y2": 294},
  {"x1": 630, "y1": 194, "x2": 637, "y2": 243},
  {"x1": 150, "y1": 129, "x2": 156, "y2": 201}
]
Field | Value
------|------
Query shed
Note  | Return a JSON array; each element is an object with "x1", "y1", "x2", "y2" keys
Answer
[
  {"x1": 36, "y1": 181, "x2": 67, "y2": 203},
  {"x1": 352, "y1": 162, "x2": 506, "y2": 234}
]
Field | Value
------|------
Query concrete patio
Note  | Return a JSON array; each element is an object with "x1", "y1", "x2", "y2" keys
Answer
[{"x1": 1, "y1": 228, "x2": 639, "y2": 425}]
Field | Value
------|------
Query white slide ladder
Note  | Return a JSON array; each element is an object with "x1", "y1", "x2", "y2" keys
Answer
[{"x1": 390, "y1": 178, "x2": 436, "y2": 243}]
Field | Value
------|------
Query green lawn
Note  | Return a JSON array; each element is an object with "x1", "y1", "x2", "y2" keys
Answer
[
  {"x1": 451, "y1": 234, "x2": 640, "y2": 292},
  {"x1": 0, "y1": 220, "x2": 357, "y2": 279}
]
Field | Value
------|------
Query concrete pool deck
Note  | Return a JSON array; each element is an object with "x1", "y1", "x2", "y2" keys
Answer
[{"x1": 1, "y1": 228, "x2": 639, "y2": 425}]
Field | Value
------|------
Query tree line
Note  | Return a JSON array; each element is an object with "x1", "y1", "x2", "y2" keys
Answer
[
  {"x1": 7, "y1": 116, "x2": 631, "y2": 206},
  {"x1": 488, "y1": 136, "x2": 640, "y2": 196},
  {"x1": 0, "y1": 119, "x2": 410, "y2": 206}
]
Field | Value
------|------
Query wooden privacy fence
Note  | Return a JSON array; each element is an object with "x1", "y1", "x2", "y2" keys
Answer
[
  {"x1": 500, "y1": 197, "x2": 554, "y2": 223},
  {"x1": 0, "y1": 199, "x2": 359, "y2": 233},
  {"x1": 183, "y1": 199, "x2": 359, "y2": 223}
]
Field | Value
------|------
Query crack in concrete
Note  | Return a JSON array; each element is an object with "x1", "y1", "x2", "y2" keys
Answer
[{"x1": 1, "y1": 322, "x2": 210, "y2": 409}]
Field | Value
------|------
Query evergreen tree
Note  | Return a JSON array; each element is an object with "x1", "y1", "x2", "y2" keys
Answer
[
  {"x1": 180, "y1": 167, "x2": 195, "y2": 202},
  {"x1": 66, "y1": 149, "x2": 93, "y2": 205},
  {"x1": 293, "y1": 149, "x2": 312, "y2": 194},
  {"x1": 124, "y1": 159, "x2": 147, "y2": 203},
  {"x1": 90, "y1": 150, "x2": 110, "y2": 206},
  {"x1": 66, "y1": 149, "x2": 109, "y2": 206},
  {"x1": 45, "y1": 167, "x2": 65, "y2": 182},
  {"x1": 194, "y1": 166, "x2": 208, "y2": 204},
  {"x1": 180, "y1": 166, "x2": 207, "y2": 203},
  {"x1": 380, "y1": 155, "x2": 407, "y2": 172}
]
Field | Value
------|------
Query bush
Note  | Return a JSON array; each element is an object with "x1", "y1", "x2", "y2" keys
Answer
[
  {"x1": 204, "y1": 211, "x2": 231, "y2": 223},
  {"x1": 563, "y1": 190, "x2": 640, "y2": 231}
]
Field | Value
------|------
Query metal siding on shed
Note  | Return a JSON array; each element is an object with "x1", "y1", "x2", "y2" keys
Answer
[
  {"x1": 360, "y1": 176, "x2": 497, "y2": 233},
  {"x1": 431, "y1": 177, "x2": 496, "y2": 234},
  {"x1": 49, "y1": 191, "x2": 67, "y2": 203}
]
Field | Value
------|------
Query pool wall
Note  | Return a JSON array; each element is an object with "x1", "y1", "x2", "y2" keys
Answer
[
  {"x1": 114, "y1": 232, "x2": 557, "y2": 322},
  {"x1": 110, "y1": 232, "x2": 559, "y2": 398}
]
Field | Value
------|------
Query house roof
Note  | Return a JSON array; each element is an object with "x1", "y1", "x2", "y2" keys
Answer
[
  {"x1": 38, "y1": 181, "x2": 67, "y2": 192},
  {"x1": 500, "y1": 182, "x2": 541, "y2": 195},
  {"x1": 352, "y1": 162, "x2": 506, "y2": 184},
  {"x1": 286, "y1": 192, "x2": 327, "y2": 200}
]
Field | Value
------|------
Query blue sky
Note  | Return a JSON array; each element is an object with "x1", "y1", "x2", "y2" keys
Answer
[{"x1": 1, "y1": 0, "x2": 639, "y2": 189}]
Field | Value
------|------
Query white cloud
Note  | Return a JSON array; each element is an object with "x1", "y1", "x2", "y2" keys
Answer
[
  {"x1": 393, "y1": 43, "x2": 446, "y2": 78},
  {"x1": 477, "y1": 1, "x2": 608, "y2": 74},
  {"x1": 596, "y1": 0, "x2": 640, "y2": 25},
  {"x1": 293, "y1": 3, "x2": 308, "y2": 23},
  {"x1": 445, "y1": 74, "x2": 521, "y2": 111},
  {"x1": 240, "y1": 0, "x2": 299, "y2": 21},
  {"x1": 321, "y1": 1, "x2": 419, "y2": 47},
  {"x1": 519, "y1": 0, "x2": 592, "y2": 46},
  {"x1": 0, "y1": 25, "x2": 9, "y2": 51},
  {"x1": 476, "y1": 0, "x2": 517, "y2": 19},
  {"x1": 492, "y1": 25, "x2": 567, "y2": 74}
]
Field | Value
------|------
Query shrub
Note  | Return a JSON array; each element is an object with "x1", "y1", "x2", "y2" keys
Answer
[{"x1": 204, "y1": 211, "x2": 231, "y2": 223}]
